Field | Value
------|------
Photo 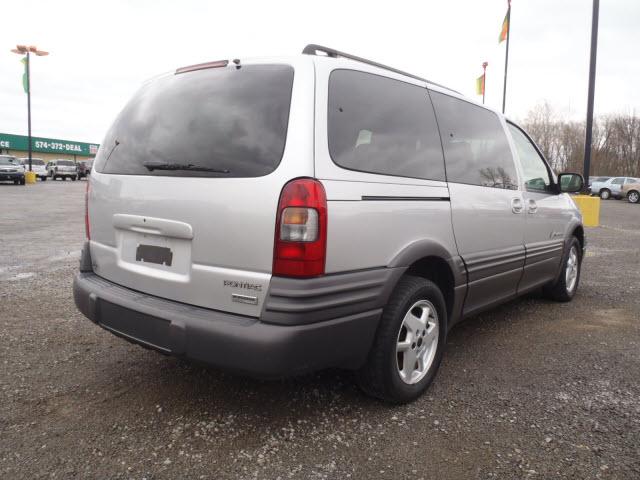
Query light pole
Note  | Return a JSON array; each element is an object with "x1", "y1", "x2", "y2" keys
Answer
[
  {"x1": 583, "y1": 0, "x2": 599, "y2": 187},
  {"x1": 11, "y1": 45, "x2": 48, "y2": 181}
]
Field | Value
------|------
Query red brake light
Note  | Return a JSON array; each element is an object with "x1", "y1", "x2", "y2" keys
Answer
[
  {"x1": 273, "y1": 178, "x2": 327, "y2": 277},
  {"x1": 85, "y1": 181, "x2": 90, "y2": 240}
]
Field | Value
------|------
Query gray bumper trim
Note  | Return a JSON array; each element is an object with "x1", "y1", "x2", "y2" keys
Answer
[{"x1": 262, "y1": 267, "x2": 405, "y2": 326}]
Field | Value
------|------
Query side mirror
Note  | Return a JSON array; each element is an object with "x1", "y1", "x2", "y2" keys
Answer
[{"x1": 558, "y1": 173, "x2": 584, "y2": 193}]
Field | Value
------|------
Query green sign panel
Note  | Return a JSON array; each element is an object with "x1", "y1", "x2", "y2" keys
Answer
[{"x1": 0, "y1": 132, "x2": 99, "y2": 157}]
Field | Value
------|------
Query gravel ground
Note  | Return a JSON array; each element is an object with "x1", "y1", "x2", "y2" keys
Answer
[{"x1": 1, "y1": 181, "x2": 639, "y2": 479}]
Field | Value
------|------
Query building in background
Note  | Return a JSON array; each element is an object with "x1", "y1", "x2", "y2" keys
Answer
[{"x1": 0, "y1": 132, "x2": 99, "y2": 164}]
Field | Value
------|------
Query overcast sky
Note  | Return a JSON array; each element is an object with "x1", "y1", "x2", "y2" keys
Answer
[{"x1": 1, "y1": 0, "x2": 638, "y2": 144}]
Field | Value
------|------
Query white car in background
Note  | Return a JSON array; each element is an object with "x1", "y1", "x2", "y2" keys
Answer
[
  {"x1": 590, "y1": 176, "x2": 640, "y2": 199},
  {"x1": 47, "y1": 159, "x2": 78, "y2": 181},
  {"x1": 20, "y1": 158, "x2": 48, "y2": 181}
]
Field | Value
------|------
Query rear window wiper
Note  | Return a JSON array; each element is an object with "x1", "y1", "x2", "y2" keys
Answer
[{"x1": 142, "y1": 162, "x2": 230, "y2": 174}]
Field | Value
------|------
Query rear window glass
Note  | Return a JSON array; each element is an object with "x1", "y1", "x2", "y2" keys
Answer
[
  {"x1": 22, "y1": 159, "x2": 45, "y2": 165},
  {"x1": 328, "y1": 70, "x2": 445, "y2": 181},
  {"x1": 57, "y1": 160, "x2": 75, "y2": 166},
  {"x1": 95, "y1": 64, "x2": 294, "y2": 178}
]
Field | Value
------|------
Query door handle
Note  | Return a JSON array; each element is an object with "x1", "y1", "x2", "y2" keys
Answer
[
  {"x1": 511, "y1": 197, "x2": 523, "y2": 214},
  {"x1": 527, "y1": 199, "x2": 538, "y2": 214}
]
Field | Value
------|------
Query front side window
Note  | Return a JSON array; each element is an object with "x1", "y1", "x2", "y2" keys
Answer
[
  {"x1": 430, "y1": 91, "x2": 518, "y2": 189},
  {"x1": 328, "y1": 70, "x2": 445, "y2": 180},
  {"x1": 507, "y1": 123, "x2": 552, "y2": 192}
]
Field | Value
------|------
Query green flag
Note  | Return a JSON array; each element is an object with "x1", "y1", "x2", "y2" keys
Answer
[{"x1": 21, "y1": 56, "x2": 29, "y2": 93}]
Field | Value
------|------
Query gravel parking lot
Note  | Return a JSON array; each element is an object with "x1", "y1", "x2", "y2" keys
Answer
[{"x1": 1, "y1": 181, "x2": 639, "y2": 479}]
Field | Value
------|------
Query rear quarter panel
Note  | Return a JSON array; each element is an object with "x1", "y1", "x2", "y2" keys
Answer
[{"x1": 312, "y1": 58, "x2": 458, "y2": 273}]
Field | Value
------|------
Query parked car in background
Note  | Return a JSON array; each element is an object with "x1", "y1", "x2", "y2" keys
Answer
[
  {"x1": 74, "y1": 45, "x2": 586, "y2": 403},
  {"x1": 0, "y1": 155, "x2": 25, "y2": 185},
  {"x1": 588, "y1": 176, "x2": 610, "y2": 188},
  {"x1": 77, "y1": 161, "x2": 90, "y2": 179},
  {"x1": 590, "y1": 176, "x2": 640, "y2": 199},
  {"x1": 20, "y1": 157, "x2": 48, "y2": 181},
  {"x1": 622, "y1": 181, "x2": 640, "y2": 204},
  {"x1": 47, "y1": 159, "x2": 78, "y2": 181}
]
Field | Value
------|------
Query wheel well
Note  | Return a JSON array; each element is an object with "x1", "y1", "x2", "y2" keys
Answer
[
  {"x1": 572, "y1": 226, "x2": 585, "y2": 250},
  {"x1": 404, "y1": 257, "x2": 454, "y2": 320}
]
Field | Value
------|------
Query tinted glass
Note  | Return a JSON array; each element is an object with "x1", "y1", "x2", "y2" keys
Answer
[
  {"x1": 328, "y1": 70, "x2": 445, "y2": 180},
  {"x1": 508, "y1": 123, "x2": 551, "y2": 192},
  {"x1": 94, "y1": 65, "x2": 294, "y2": 178},
  {"x1": 430, "y1": 91, "x2": 517, "y2": 189},
  {"x1": 0, "y1": 156, "x2": 18, "y2": 165},
  {"x1": 612, "y1": 178, "x2": 624, "y2": 185},
  {"x1": 57, "y1": 160, "x2": 75, "y2": 166},
  {"x1": 21, "y1": 158, "x2": 45, "y2": 165}
]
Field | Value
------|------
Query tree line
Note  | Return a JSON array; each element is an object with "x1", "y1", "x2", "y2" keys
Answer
[{"x1": 521, "y1": 102, "x2": 640, "y2": 177}]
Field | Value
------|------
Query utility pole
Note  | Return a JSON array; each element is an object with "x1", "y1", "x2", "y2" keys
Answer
[{"x1": 583, "y1": 0, "x2": 599, "y2": 184}]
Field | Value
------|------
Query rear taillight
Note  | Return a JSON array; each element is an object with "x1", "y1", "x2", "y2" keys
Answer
[
  {"x1": 85, "y1": 181, "x2": 90, "y2": 240},
  {"x1": 273, "y1": 178, "x2": 327, "y2": 277}
]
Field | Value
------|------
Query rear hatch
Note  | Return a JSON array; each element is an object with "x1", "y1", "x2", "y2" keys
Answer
[{"x1": 88, "y1": 60, "x2": 312, "y2": 317}]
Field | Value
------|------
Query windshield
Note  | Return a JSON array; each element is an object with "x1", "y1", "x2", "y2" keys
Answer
[
  {"x1": 94, "y1": 64, "x2": 294, "y2": 178},
  {"x1": 0, "y1": 156, "x2": 19, "y2": 166},
  {"x1": 21, "y1": 158, "x2": 45, "y2": 165}
]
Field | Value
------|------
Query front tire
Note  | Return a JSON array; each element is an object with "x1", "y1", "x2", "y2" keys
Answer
[
  {"x1": 628, "y1": 190, "x2": 640, "y2": 204},
  {"x1": 600, "y1": 189, "x2": 611, "y2": 200},
  {"x1": 544, "y1": 237, "x2": 582, "y2": 302},
  {"x1": 41, "y1": 176, "x2": 47, "y2": 182},
  {"x1": 357, "y1": 276, "x2": 447, "y2": 404}
]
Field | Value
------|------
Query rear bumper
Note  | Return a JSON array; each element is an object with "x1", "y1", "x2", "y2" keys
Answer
[{"x1": 73, "y1": 271, "x2": 383, "y2": 378}]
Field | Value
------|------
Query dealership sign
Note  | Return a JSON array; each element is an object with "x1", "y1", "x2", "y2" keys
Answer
[{"x1": 0, "y1": 132, "x2": 99, "y2": 157}]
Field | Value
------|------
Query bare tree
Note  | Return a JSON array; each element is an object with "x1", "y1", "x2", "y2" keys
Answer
[{"x1": 521, "y1": 103, "x2": 640, "y2": 177}]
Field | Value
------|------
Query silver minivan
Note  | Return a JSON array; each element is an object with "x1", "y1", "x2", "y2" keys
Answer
[{"x1": 74, "y1": 45, "x2": 585, "y2": 403}]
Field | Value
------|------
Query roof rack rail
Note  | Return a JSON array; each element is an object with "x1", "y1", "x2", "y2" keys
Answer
[{"x1": 302, "y1": 44, "x2": 459, "y2": 94}]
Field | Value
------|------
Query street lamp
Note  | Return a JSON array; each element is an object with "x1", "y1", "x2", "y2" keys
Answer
[{"x1": 10, "y1": 45, "x2": 49, "y2": 180}]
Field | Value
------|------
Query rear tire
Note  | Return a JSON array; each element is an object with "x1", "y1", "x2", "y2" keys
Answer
[
  {"x1": 599, "y1": 189, "x2": 611, "y2": 200},
  {"x1": 20, "y1": 178, "x2": 25, "y2": 185},
  {"x1": 71, "y1": 176, "x2": 77, "y2": 181},
  {"x1": 41, "y1": 176, "x2": 47, "y2": 182},
  {"x1": 628, "y1": 190, "x2": 640, "y2": 204},
  {"x1": 356, "y1": 276, "x2": 447, "y2": 404},
  {"x1": 543, "y1": 237, "x2": 582, "y2": 302}
]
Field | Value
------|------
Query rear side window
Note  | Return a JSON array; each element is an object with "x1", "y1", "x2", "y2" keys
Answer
[
  {"x1": 95, "y1": 65, "x2": 294, "y2": 178},
  {"x1": 430, "y1": 91, "x2": 518, "y2": 189},
  {"x1": 328, "y1": 70, "x2": 445, "y2": 181}
]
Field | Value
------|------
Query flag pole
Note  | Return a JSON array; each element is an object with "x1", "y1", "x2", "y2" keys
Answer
[
  {"x1": 482, "y1": 62, "x2": 488, "y2": 104},
  {"x1": 502, "y1": 0, "x2": 511, "y2": 114}
]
